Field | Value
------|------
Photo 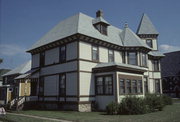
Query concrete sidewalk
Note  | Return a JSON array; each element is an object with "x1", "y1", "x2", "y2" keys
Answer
[{"x1": 7, "y1": 112, "x2": 72, "y2": 122}]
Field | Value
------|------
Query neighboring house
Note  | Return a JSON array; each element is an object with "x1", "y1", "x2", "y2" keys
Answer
[
  {"x1": 0, "y1": 60, "x2": 31, "y2": 105},
  {"x1": 26, "y1": 10, "x2": 164, "y2": 111},
  {"x1": 161, "y1": 51, "x2": 180, "y2": 98},
  {"x1": 0, "y1": 69, "x2": 10, "y2": 86}
]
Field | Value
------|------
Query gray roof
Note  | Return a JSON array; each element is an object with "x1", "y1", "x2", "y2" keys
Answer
[
  {"x1": 2, "y1": 60, "x2": 31, "y2": 77},
  {"x1": 27, "y1": 13, "x2": 151, "y2": 52},
  {"x1": 0, "y1": 69, "x2": 11, "y2": 81},
  {"x1": 15, "y1": 73, "x2": 30, "y2": 80},
  {"x1": 120, "y1": 25, "x2": 150, "y2": 49},
  {"x1": 148, "y1": 51, "x2": 165, "y2": 57},
  {"x1": 137, "y1": 13, "x2": 158, "y2": 35},
  {"x1": 94, "y1": 62, "x2": 147, "y2": 71}
]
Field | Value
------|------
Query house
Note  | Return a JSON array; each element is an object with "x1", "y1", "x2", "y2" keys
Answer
[
  {"x1": 0, "y1": 60, "x2": 31, "y2": 105},
  {"x1": 161, "y1": 51, "x2": 180, "y2": 98},
  {"x1": 26, "y1": 10, "x2": 164, "y2": 111}
]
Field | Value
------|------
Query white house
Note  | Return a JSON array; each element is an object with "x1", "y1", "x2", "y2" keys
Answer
[{"x1": 26, "y1": 10, "x2": 164, "y2": 111}]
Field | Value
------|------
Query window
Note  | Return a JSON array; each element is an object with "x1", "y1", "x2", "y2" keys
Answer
[
  {"x1": 60, "y1": 46, "x2": 66, "y2": 63},
  {"x1": 92, "y1": 45, "x2": 99, "y2": 61},
  {"x1": 137, "y1": 80, "x2": 143, "y2": 93},
  {"x1": 122, "y1": 52, "x2": 126, "y2": 63},
  {"x1": 39, "y1": 77, "x2": 44, "y2": 95},
  {"x1": 128, "y1": 52, "x2": 137, "y2": 65},
  {"x1": 126, "y1": 79, "x2": 131, "y2": 94},
  {"x1": 119, "y1": 79, "x2": 125, "y2": 94},
  {"x1": 146, "y1": 39, "x2": 153, "y2": 48},
  {"x1": 144, "y1": 77, "x2": 148, "y2": 93},
  {"x1": 142, "y1": 53, "x2": 147, "y2": 67},
  {"x1": 108, "y1": 50, "x2": 114, "y2": 62},
  {"x1": 153, "y1": 60, "x2": 159, "y2": 71},
  {"x1": 132, "y1": 80, "x2": 137, "y2": 93},
  {"x1": 119, "y1": 75, "x2": 143, "y2": 95},
  {"x1": 96, "y1": 77, "x2": 103, "y2": 95},
  {"x1": 95, "y1": 75, "x2": 113, "y2": 95},
  {"x1": 40, "y1": 52, "x2": 45, "y2": 67},
  {"x1": 94, "y1": 24, "x2": 107, "y2": 35},
  {"x1": 59, "y1": 74, "x2": 66, "y2": 96},
  {"x1": 155, "y1": 79, "x2": 160, "y2": 93}
]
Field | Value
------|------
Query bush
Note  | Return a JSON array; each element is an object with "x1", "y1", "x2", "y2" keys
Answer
[
  {"x1": 145, "y1": 94, "x2": 164, "y2": 112},
  {"x1": 106, "y1": 101, "x2": 119, "y2": 115},
  {"x1": 162, "y1": 95, "x2": 173, "y2": 105},
  {"x1": 118, "y1": 96, "x2": 147, "y2": 115}
]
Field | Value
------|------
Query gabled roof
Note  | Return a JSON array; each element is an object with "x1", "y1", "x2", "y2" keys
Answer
[
  {"x1": 137, "y1": 13, "x2": 158, "y2": 35},
  {"x1": 2, "y1": 60, "x2": 31, "y2": 77},
  {"x1": 120, "y1": 24, "x2": 150, "y2": 49},
  {"x1": 0, "y1": 69, "x2": 11, "y2": 81}
]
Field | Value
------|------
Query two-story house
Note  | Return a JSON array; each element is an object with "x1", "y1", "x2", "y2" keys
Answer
[{"x1": 27, "y1": 10, "x2": 164, "y2": 111}]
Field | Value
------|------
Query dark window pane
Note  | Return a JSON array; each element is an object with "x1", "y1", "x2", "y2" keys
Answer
[
  {"x1": 137, "y1": 80, "x2": 142, "y2": 93},
  {"x1": 155, "y1": 79, "x2": 160, "y2": 93},
  {"x1": 153, "y1": 60, "x2": 159, "y2": 71},
  {"x1": 122, "y1": 52, "x2": 126, "y2": 63},
  {"x1": 60, "y1": 46, "x2": 66, "y2": 62},
  {"x1": 104, "y1": 76, "x2": 112, "y2": 94},
  {"x1": 92, "y1": 46, "x2": 99, "y2": 61},
  {"x1": 59, "y1": 74, "x2": 66, "y2": 95},
  {"x1": 142, "y1": 53, "x2": 147, "y2": 67},
  {"x1": 96, "y1": 77, "x2": 103, "y2": 94},
  {"x1": 126, "y1": 79, "x2": 131, "y2": 93},
  {"x1": 108, "y1": 50, "x2": 114, "y2": 62},
  {"x1": 144, "y1": 77, "x2": 148, "y2": 93},
  {"x1": 119, "y1": 79, "x2": 125, "y2": 94},
  {"x1": 146, "y1": 39, "x2": 153, "y2": 48},
  {"x1": 132, "y1": 80, "x2": 137, "y2": 93},
  {"x1": 128, "y1": 52, "x2": 137, "y2": 65}
]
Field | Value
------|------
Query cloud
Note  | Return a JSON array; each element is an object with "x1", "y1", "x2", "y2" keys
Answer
[
  {"x1": 0, "y1": 44, "x2": 26, "y2": 56},
  {"x1": 159, "y1": 44, "x2": 180, "y2": 53}
]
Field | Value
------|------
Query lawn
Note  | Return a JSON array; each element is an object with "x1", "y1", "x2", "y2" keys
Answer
[{"x1": 0, "y1": 103, "x2": 180, "y2": 122}]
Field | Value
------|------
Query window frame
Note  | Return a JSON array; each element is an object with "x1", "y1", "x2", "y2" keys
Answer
[
  {"x1": 92, "y1": 45, "x2": 99, "y2": 62},
  {"x1": 59, "y1": 74, "x2": 66, "y2": 96},
  {"x1": 95, "y1": 75, "x2": 113, "y2": 95},
  {"x1": 141, "y1": 53, "x2": 147, "y2": 67},
  {"x1": 153, "y1": 60, "x2": 160, "y2": 71},
  {"x1": 155, "y1": 79, "x2": 161, "y2": 93},
  {"x1": 144, "y1": 77, "x2": 149, "y2": 93},
  {"x1": 146, "y1": 39, "x2": 153, "y2": 48},
  {"x1": 94, "y1": 23, "x2": 108, "y2": 35},
  {"x1": 59, "y1": 45, "x2": 66, "y2": 63},
  {"x1": 40, "y1": 52, "x2": 45, "y2": 67},
  {"x1": 127, "y1": 51, "x2": 137, "y2": 65},
  {"x1": 108, "y1": 49, "x2": 114, "y2": 62},
  {"x1": 122, "y1": 52, "x2": 126, "y2": 64}
]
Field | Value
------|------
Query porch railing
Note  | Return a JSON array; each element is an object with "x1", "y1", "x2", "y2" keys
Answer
[{"x1": 17, "y1": 97, "x2": 25, "y2": 107}]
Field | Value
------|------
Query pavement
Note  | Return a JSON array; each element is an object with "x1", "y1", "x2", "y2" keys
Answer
[{"x1": 7, "y1": 112, "x2": 72, "y2": 122}]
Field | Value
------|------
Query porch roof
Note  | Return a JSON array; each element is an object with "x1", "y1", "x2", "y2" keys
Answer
[
  {"x1": 93, "y1": 62, "x2": 147, "y2": 73},
  {"x1": 14, "y1": 73, "x2": 30, "y2": 80}
]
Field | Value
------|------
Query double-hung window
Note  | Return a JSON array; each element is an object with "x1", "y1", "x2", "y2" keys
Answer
[
  {"x1": 40, "y1": 52, "x2": 45, "y2": 67},
  {"x1": 144, "y1": 77, "x2": 148, "y2": 93},
  {"x1": 119, "y1": 79, "x2": 125, "y2": 94},
  {"x1": 96, "y1": 75, "x2": 113, "y2": 95},
  {"x1": 59, "y1": 74, "x2": 66, "y2": 96},
  {"x1": 108, "y1": 50, "x2": 114, "y2": 62},
  {"x1": 146, "y1": 39, "x2": 153, "y2": 48},
  {"x1": 155, "y1": 79, "x2": 160, "y2": 93},
  {"x1": 153, "y1": 60, "x2": 159, "y2": 71},
  {"x1": 92, "y1": 45, "x2": 99, "y2": 61},
  {"x1": 128, "y1": 52, "x2": 137, "y2": 65},
  {"x1": 60, "y1": 46, "x2": 66, "y2": 63},
  {"x1": 142, "y1": 53, "x2": 147, "y2": 67}
]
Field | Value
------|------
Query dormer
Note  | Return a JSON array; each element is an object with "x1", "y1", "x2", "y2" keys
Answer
[{"x1": 93, "y1": 10, "x2": 110, "y2": 35}]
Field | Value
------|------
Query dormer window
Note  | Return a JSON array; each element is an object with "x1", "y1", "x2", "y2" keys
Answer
[
  {"x1": 146, "y1": 39, "x2": 153, "y2": 48},
  {"x1": 93, "y1": 10, "x2": 109, "y2": 36},
  {"x1": 94, "y1": 23, "x2": 107, "y2": 35}
]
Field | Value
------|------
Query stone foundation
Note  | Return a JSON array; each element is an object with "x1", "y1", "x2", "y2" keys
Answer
[{"x1": 78, "y1": 103, "x2": 91, "y2": 112}]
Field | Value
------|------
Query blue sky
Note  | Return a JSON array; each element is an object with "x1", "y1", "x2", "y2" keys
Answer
[{"x1": 0, "y1": 0, "x2": 180, "y2": 69}]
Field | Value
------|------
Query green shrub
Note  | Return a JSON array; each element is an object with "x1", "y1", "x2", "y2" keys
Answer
[
  {"x1": 145, "y1": 94, "x2": 164, "y2": 112},
  {"x1": 162, "y1": 95, "x2": 173, "y2": 105},
  {"x1": 106, "y1": 101, "x2": 119, "y2": 115},
  {"x1": 118, "y1": 96, "x2": 147, "y2": 115}
]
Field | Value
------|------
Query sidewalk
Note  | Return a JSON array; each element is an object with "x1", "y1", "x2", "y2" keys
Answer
[{"x1": 7, "y1": 112, "x2": 72, "y2": 122}]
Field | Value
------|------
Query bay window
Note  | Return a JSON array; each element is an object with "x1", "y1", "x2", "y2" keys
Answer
[{"x1": 95, "y1": 75, "x2": 113, "y2": 95}]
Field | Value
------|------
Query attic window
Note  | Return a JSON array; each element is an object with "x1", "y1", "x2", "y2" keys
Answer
[{"x1": 94, "y1": 24, "x2": 107, "y2": 35}]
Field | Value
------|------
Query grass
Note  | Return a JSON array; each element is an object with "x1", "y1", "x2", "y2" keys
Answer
[{"x1": 0, "y1": 103, "x2": 180, "y2": 122}]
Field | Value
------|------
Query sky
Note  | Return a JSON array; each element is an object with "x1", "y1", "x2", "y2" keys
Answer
[{"x1": 0, "y1": 0, "x2": 180, "y2": 69}]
